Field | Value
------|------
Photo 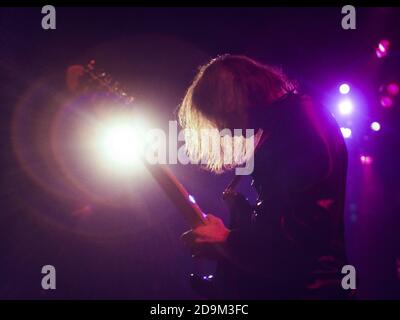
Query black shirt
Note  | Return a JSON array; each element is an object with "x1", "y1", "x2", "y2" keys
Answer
[{"x1": 225, "y1": 93, "x2": 348, "y2": 299}]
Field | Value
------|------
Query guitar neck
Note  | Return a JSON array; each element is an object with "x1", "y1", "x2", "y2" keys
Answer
[{"x1": 143, "y1": 161, "x2": 206, "y2": 228}]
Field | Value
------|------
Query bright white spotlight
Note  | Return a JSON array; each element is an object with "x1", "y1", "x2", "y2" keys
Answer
[
  {"x1": 340, "y1": 127, "x2": 352, "y2": 139},
  {"x1": 339, "y1": 83, "x2": 350, "y2": 95},
  {"x1": 338, "y1": 99, "x2": 353, "y2": 115},
  {"x1": 102, "y1": 125, "x2": 139, "y2": 165},
  {"x1": 370, "y1": 121, "x2": 381, "y2": 132},
  {"x1": 96, "y1": 116, "x2": 149, "y2": 171}
]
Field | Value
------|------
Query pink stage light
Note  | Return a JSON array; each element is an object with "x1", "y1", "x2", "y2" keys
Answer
[
  {"x1": 380, "y1": 96, "x2": 393, "y2": 108},
  {"x1": 376, "y1": 39, "x2": 390, "y2": 58},
  {"x1": 387, "y1": 82, "x2": 400, "y2": 96},
  {"x1": 360, "y1": 155, "x2": 373, "y2": 165}
]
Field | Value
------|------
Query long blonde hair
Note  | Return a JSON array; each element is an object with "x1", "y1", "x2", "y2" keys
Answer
[{"x1": 178, "y1": 54, "x2": 296, "y2": 173}]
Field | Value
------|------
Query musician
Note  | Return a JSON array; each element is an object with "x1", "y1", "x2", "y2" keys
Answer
[{"x1": 179, "y1": 55, "x2": 349, "y2": 299}]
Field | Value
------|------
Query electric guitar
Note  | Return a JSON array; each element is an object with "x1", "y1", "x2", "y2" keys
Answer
[{"x1": 66, "y1": 60, "x2": 255, "y2": 298}]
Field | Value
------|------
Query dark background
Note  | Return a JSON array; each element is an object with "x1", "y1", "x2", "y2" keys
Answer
[{"x1": 1, "y1": 7, "x2": 400, "y2": 299}]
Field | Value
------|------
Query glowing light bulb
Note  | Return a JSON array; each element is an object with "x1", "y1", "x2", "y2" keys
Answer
[
  {"x1": 339, "y1": 83, "x2": 350, "y2": 95},
  {"x1": 338, "y1": 99, "x2": 353, "y2": 115},
  {"x1": 340, "y1": 127, "x2": 352, "y2": 139},
  {"x1": 370, "y1": 122, "x2": 381, "y2": 132}
]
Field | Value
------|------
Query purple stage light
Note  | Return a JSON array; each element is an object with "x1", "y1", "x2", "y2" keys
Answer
[
  {"x1": 338, "y1": 99, "x2": 353, "y2": 115},
  {"x1": 387, "y1": 82, "x2": 400, "y2": 96},
  {"x1": 339, "y1": 83, "x2": 350, "y2": 95},
  {"x1": 371, "y1": 121, "x2": 381, "y2": 132}
]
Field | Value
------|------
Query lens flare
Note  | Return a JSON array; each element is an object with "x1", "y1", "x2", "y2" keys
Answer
[{"x1": 380, "y1": 96, "x2": 393, "y2": 108}]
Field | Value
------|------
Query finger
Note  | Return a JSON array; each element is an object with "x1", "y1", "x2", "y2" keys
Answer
[
  {"x1": 202, "y1": 215, "x2": 211, "y2": 225},
  {"x1": 191, "y1": 227, "x2": 210, "y2": 238},
  {"x1": 182, "y1": 229, "x2": 209, "y2": 247},
  {"x1": 206, "y1": 214, "x2": 220, "y2": 223},
  {"x1": 191, "y1": 226, "x2": 204, "y2": 235},
  {"x1": 194, "y1": 237, "x2": 210, "y2": 244}
]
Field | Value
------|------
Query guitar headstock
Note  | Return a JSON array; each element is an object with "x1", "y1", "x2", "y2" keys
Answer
[{"x1": 66, "y1": 59, "x2": 135, "y2": 106}]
